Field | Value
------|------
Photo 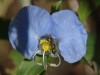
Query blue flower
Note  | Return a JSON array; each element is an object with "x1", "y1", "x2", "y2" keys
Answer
[{"x1": 8, "y1": 5, "x2": 87, "y2": 64}]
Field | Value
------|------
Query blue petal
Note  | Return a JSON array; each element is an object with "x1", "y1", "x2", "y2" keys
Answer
[
  {"x1": 52, "y1": 10, "x2": 87, "y2": 63},
  {"x1": 8, "y1": 5, "x2": 53, "y2": 59}
]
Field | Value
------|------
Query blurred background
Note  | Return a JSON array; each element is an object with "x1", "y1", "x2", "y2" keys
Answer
[{"x1": 0, "y1": 0, "x2": 100, "y2": 75}]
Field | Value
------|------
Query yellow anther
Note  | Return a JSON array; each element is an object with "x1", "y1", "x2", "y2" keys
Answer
[
  {"x1": 42, "y1": 43, "x2": 51, "y2": 51},
  {"x1": 40, "y1": 39, "x2": 51, "y2": 51},
  {"x1": 40, "y1": 39, "x2": 48, "y2": 44}
]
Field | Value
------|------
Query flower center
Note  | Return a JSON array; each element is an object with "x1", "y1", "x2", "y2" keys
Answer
[
  {"x1": 40, "y1": 39, "x2": 51, "y2": 51},
  {"x1": 39, "y1": 35, "x2": 57, "y2": 53},
  {"x1": 33, "y1": 35, "x2": 61, "y2": 70}
]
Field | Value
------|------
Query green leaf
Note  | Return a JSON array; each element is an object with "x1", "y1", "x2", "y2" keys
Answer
[
  {"x1": 16, "y1": 61, "x2": 44, "y2": 75},
  {"x1": 86, "y1": 33, "x2": 95, "y2": 60},
  {"x1": 10, "y1": 50, "x2": 45, "y2": 75},
  {"x1": 78, "y1": 0, "x2": 91, "y2": 21},
  {"x1": 10, "y1": 50, "x2": 24, "y2": 65},
  {"x1": 50, "y1": 0, "x2": 62, "y2": 14}
]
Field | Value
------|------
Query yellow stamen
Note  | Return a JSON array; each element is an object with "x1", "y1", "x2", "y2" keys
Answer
[{"x1": 40, "y1": 39, "x2": 51, "y2": 51}]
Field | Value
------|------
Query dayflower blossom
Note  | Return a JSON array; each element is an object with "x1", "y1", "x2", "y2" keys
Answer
[{"x1": 8, "y1": 5, "x2": 87, "y2": 64}]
